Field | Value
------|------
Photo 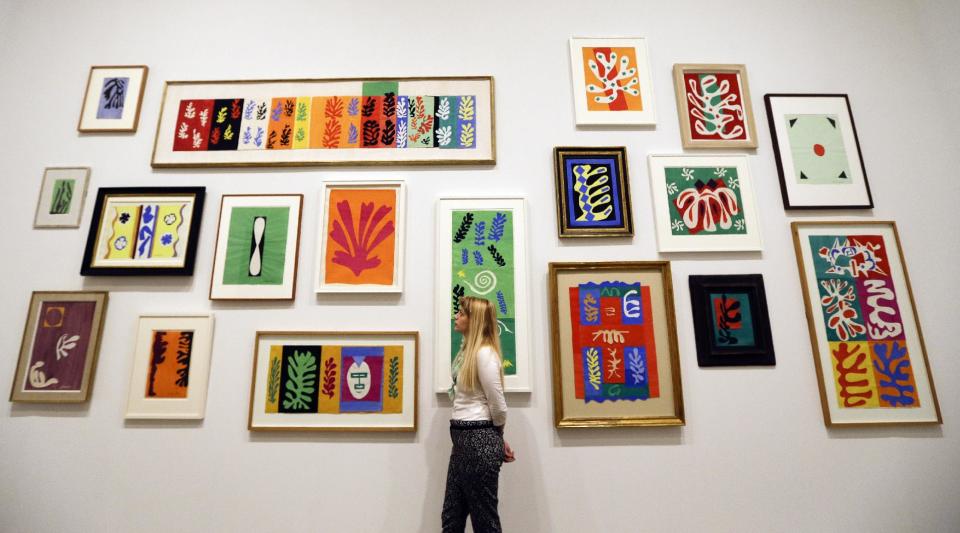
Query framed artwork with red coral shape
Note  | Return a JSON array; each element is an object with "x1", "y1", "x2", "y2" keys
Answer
[
  {"x1": 209, "y1": 194, "x2": 303, "y2": 300},
  {"x1": 315, "y1": 181, "x2": 405, "y2": 294},
  {"x1": 647, "y1": 154, "x2": 763, "y2": 252},
  {"x1": 792, "y1": 221, "x2": 941, "y2": 426}
]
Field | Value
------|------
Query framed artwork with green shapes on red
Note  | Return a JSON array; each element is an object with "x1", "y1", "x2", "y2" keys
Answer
[
  {"x1": 673, "y1": 64, "x2": 757, "y2": 149},
  {"x1": 689, "y1": 274, "x2": 775, "y2": 366}
]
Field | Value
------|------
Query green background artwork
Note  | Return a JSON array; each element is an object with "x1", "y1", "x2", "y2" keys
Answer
[
  {"x1": 222, "y1": 206, "x2": 290, "y2": 285},
  {"x1": 49, "y1": 179, "x2": 74, "y2": 215},
  {"x1": 450, "y1": 210, "x2": 516, "y2": 374},
  {"x1": 709, "y1": 292, "x2": 755, "y2": 347},
  {"x1": 785, "y1": 114, "x2": 851, "y2": 184},
  {"x1": 664, "y1": 166, "x2": 746, "y2": 236}
]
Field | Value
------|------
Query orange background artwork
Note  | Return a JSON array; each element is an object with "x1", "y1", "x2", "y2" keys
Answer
[
  {"x1": 324, "y1": 188, "x2": 397, "y2": 285},
  {"x1": 145, "y1": 330, "x2": 190, "y2": 398},
  {"x1": 582, "y1": 46, "x2": 644, "y2": 112}
]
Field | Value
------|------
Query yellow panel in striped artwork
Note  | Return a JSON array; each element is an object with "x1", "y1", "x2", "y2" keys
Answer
[
  {"x1": 292, "y1": 96, "x2": 311, "y2": 149},
  {"x1": 318, "y1": 345, "x2": 341, "y2": 414},
  {"x1": 265, "y1": 345, "x2": 282, "y2": 414},
  {"x1": 105, "y1": 205, "x2": 140, "y2": 259},
  {"x1": 382, "y1": 346, "x2": 404, "y2": 414},
  {"x1": 150, "y1": 203, "x2": 184, "y2": 258}
]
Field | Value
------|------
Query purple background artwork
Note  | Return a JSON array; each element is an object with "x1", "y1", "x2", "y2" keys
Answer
[
  {"x1": 96, "y1": 76, "x2": 129, "y2": 119},
  {"x1": 24, "y1": 301, "x2": 96, "y2": 391}
]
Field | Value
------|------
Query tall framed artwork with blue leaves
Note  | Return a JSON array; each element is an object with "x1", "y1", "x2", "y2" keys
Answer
[
  {"x1": 553, "y1": 147, "x2": 633, "y2": 238},
  {"x1": 688, "y1": 274, "x2": 775, "y2": 367}
]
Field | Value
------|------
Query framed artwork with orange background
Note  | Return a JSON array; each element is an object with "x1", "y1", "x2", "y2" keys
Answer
[
  {"x1": 315, "y1": 181, "x2": 405, "y2": 293},
  {"x1": 125, "y1": 314, "x2": 215, "y2": 419},
  {"x1": 569, "y1": 38, "x2": 656, "y2": 126}
]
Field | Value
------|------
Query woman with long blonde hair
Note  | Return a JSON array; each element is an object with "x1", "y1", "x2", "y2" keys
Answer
[{"x1": 442, "y1": 296, "x2": 515, "y2": 533}]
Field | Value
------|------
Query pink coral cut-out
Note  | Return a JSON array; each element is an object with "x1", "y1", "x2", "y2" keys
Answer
[{"x1": 329, "y1": 200, "x2": 395, "y2": 276}]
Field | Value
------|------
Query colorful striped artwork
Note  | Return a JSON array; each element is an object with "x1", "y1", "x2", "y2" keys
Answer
[{"x1": 172, "y1": 82, "x2": 477, "y2": 153}]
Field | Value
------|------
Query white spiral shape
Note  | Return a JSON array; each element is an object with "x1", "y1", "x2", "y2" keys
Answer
[{"x1": 462, "y1": 270, "x2": 497, "y2": 295}]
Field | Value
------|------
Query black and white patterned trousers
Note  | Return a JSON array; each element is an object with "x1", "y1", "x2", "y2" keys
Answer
[{"x1": 441, "y1": 419, "x2": 504, "y2": 533}]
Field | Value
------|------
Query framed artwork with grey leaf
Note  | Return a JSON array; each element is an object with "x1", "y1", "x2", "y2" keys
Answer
[{"x1": 78, "y1": 65, "x2": 148, "y2": 132}]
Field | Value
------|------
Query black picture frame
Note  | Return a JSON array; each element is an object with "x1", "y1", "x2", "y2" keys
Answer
[
  {"x1": 552, "y1": 146, "x2": 633, "y2": 238},
  {"x1": 81, "y1": 187, "x2": 205, "y2": 276},
  {"x1": 688, "y1": 274, "x2": 775, "y2": 366},
  {"x1": 764, "y1": 93, "x2": 873, "y2": 209}
]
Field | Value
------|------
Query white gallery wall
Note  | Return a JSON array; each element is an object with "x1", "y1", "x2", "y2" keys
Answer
[{"x1": 1, "y1": 0, "x2": 958, "y2": 531}]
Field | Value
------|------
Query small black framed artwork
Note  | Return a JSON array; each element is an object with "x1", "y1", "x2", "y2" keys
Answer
[
  {"x1": 552, "y1": 146, "x2": 633, "y2": 238},
  {"x1": 81, "y1": 187, "x2": 205, "y2": 276},
  {"x1": 688, "y1": 274, "x2": 775, "y2": 366}
]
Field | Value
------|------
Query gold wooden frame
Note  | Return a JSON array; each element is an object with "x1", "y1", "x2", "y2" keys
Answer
[
  {"x1": 151, "y1": 76, "x2": 496, "y2": 168},
  {"x1": 33, "y1": 166, "x2": 91, "y2": 229},
  {"x1": 791, "y1": 221, "x2": 942, "y2": 426},
  {"x1": 9, "y1": 291, "x2": 109, "y2": 403},
  {"x1": 77, "y1": 65, "x2": 149, "y2": 133},
  {"x1": 548, "y1": 261, "x2": 684, "y2": 428},
  {"x1": 552, "y1": 147, "x2": 634, "y2": 238},
  {"x1": 208, "y1": 193, "x2": 304, "y2": 301},
  {"x1": 248, "y1": 331, "x2": 419, "y2": 432},
  {"x1": 672, "y1": 63, "x2": 757, "y2": 149}
]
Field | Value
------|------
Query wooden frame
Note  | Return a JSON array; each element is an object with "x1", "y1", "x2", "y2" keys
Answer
[
  {"x1": 435, "y1": 197, "x2": 531, "y2": 393},
  {"x1": 78, "y1": 65, "x2": 148, "y2": 133},
  {"x1": 647, "y1": 154, "x2": 763, "y2": 252},
  {"x1": 549, "y1": 261, "x2": 684, "y2": 428},
  {"x1": 792, "y1": 221, "x2": 941, "y2": 426},
  {"x1": 80, "y1": 187, "x2": 205, "y2": 276},
  {"x1": 33, "y1": 167, "x2": 91, "y2": 228},
  {"x1": 125, "y1": 314, "x2": 215, "y2": 419},
  {"x1": 568, "y1": 37, "x2": 657, "y2": 126},
  {"x1": 10, "y1": 291, "x2": 108, "y2": 403},
  {"x1": 248, "y1": 331, "x2": 419, "y2": 432},
  {"x1": 672, "y1": 64, "x2": 757, "y2": 149},
  {"x1": 315, "y1": 180, "x2": 405, "y2": 293},
  {"x1": 765, "y1": 93, "x2": 874, "y2": 209},
  {"x1": 689, "y1": 274, "x2": 775, "y2": 366},
  {"x1": 151, "y1": 76, "x2": 496, "y2": 168},
  {"x1": 553, "y1": 147, "x2": 633, "y2": 238},
  {"x1": 209, "y1": 194, "x2": 303, "y2": 300}
]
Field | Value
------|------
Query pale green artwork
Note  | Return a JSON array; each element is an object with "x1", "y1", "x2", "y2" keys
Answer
[
  {"x1": 222, "y1": 207, "x2": 290, "y2": 285},
  {"x1": 449, "y1": 210, "x2": 516, "y2": 374},
  {"x1": 785, "y1": 114, "x2": 852, "y2": 185}
]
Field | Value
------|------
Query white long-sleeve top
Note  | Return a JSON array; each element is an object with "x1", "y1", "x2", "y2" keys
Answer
[{"x1": 451, "y1": 346, "x2": 507, "y2": 427}]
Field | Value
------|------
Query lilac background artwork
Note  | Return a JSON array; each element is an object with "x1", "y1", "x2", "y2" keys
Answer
[
  {"x1": 24, "y1": 301, "x2": 96, "y2": 391},
  {"x1": 96, "y1": 76, "x2": 129, "y2": 119}
]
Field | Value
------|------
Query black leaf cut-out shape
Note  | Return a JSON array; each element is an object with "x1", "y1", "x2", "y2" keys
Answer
[
  {"x1": 382, "y1": 93, "x2": 396, "y2": 117},
  {"x1": 361, "y1": 97, "x2": 376, "y2": 117},
  {"x1": 487, "y1": 244, "x2": 506, "y2": 267},
  {"x1": 283, "y1": 99, "x2": 295, "y2": 117},
  {"x1": 452, "y1": 284, "x2": 466, "y2": 316},
  {"x1": 280, "y1": 125, "x2": 292, "y2": 146},
  {"x1": 267, "y1": 130, "x2": 277, "y2": 149},
  {"x1": 453, "y1": 213, "x2": 474, "y2": 243},
  {"x1": 362, "y1": 120, "x2": 380, "y2": 146},
  {"x1": 380, "y1": 119, "x2": 396, "y2": 146},
  {"x1": 715, "y1": 294, "x2": 744, "y2": 345},
  {"x1": 256, "y1": 102, "x2": 268, "y2": 120}
]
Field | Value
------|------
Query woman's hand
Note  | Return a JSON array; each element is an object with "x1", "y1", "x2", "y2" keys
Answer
[{"x1": 503, "y1": 439, "x2": 516, "y2": 463}]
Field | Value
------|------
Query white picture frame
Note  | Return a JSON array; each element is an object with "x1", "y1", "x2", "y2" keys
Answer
[
  {"x1": 648, "y1": 154, "x2": 763, "y2": 252},
  {"x1": 33, "y1": 167, "x2": 91, "y2": 228},
  {"x1": 569, "y1": 37, "x2": 657, "y2": 126},
  {"x1": 209, "y1": 194, "x2": 303, "y2": 300},
  {"x1": 435, "y1": 196, "x2": 531, "y2": 393},
  {"x1": 125, "y1": 314, "x2": 215, "y2": 420},
  {"x1": 315, "y1": 180, "x2": 405, "y2": 294}
]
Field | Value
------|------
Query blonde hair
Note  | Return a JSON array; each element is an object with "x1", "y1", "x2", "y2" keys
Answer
[{"x1": 456, "y1": 296, "x2": 504, "y2": 392}]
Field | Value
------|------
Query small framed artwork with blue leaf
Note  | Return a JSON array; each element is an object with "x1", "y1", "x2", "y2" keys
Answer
[
  {"x1": 689, "y1": 274, "x2": 775, "y2": 366},
  {"x1": 78, "y1": 65, "x2": 148, "y2": 132},
  {"x1": 553, "y1": 147, "x2": 633, "y2": 238}
]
